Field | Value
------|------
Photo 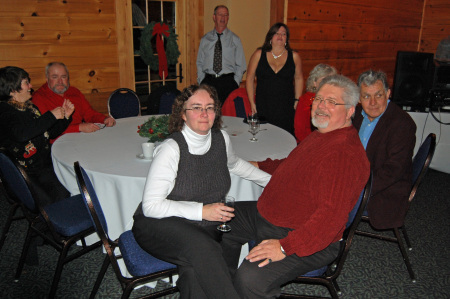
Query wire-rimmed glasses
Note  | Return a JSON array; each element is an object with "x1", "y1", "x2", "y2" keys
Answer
[{"x1": 311, "y1": 96, "x2": 350, "y2": 108}]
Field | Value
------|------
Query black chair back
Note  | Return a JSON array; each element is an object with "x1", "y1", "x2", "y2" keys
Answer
[
  {"x1": 108, "y1": 88, "x2": 141, "y2": 119},
  {"x1": 409, "y1": 133, "x2": 436, "y2": 204},
  {"x1": 0, "y1": 151, "x2": 36, "y2": 211},
  {"x1": 74, "y1": 162, "x2": 110, "y2": 248}
]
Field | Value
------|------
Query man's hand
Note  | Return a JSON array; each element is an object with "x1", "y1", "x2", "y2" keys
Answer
[
  {"x1": 104, "y1": 117, "x2": 116, "y2": 127},
  {"x1": 202, "y1": 202, "x2": 234, "y2": 222},
  {"x1": 50, "y1": 107, "x2": 65, "y2": 120},
  {"x1": 62, "y1": 99, "x2": 75, "y2": 118},
  {"x1": 248, "y1": 161, "x2": 259, "y2": 168},
  {"x1": 79, "y1": 123, "x2": 101, "y2": 133},
  {"x1": 246, "y1": 239, "x2": 286, "y2": 267}
]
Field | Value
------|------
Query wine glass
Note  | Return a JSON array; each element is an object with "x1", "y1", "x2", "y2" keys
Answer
[
  {"x1": 217, "y1": 196, "x2": 235, "y2": 232},
  {"x1": 248, "y1": 119, "x2": 260, "y2": 142}
]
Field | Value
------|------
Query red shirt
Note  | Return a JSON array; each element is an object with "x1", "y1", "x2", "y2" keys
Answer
[{"x1": 33, "y1": 83, "x2": 106, "y2": 143}]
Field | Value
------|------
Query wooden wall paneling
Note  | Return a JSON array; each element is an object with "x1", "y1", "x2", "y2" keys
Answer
[
  {"x1": 285, "y1": 0, "x2": 424, "y2": 85},
  {"x1": 0, "y1": 0, "x2": 120, "y2": 115},
  {"x1": 1, "y1": 0, "x2": 115, "y2": 16},
  {"x1": 419, "y1": 0, "x2": 450, "y2": 53},
  {"x1": 270, "y1": 0, "x2": 286, "y2": 25},
  {"x1": 115, "y1": 0, "x2": 135, "y2": 90},
  {"x1": 186, "y1": 0, "x2": 204, "y2": 86}
]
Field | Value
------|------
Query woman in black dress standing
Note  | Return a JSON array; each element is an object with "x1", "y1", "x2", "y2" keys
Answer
[{"x1": 246, "y1": 23, "x2": 303, "y2": 135}]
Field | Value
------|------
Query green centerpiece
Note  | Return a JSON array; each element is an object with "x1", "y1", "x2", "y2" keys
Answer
[{"x1": 138, "y1": 115, "x2": 170, "y2": 142}]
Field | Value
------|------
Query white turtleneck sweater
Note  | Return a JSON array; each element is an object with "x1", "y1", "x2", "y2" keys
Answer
[{"x1": 141, "y1": 124, "x2": 271, "y2": 220}]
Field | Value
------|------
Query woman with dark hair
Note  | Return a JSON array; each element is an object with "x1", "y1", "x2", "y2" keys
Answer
[
  {"x1": 0, "y1": 66, "x2": 74, "y2": 206},
  {"x1": 133, "y1": 84, "x2": 270, "y2": 298},
  {"x1": 294, "y1": 63, "x2": 337, "y2": 143},
  {"x1": 246, "y1": 22, "x2": 304, "y2": 135}
]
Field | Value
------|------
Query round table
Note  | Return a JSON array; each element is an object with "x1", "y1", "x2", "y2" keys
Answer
[{"x1": 52, "y1": 116, "x2": 297, "y2": 241}]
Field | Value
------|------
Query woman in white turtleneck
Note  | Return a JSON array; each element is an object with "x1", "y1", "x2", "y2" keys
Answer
[{"x1": 133, "y1": 84, "x2": 270, "y2": 299}]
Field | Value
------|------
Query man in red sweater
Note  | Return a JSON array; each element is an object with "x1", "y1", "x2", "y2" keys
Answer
[
  {"x1": 33, "y1": 62, "x2": 115, "y2": 143},
  {"x1": 221, "y1": 74, "x2": 370, "y2": 298}
]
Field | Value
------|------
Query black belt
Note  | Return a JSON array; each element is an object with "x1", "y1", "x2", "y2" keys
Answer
[{"x1": 205, "y1": 73, "x2": 234, "y2": 79}]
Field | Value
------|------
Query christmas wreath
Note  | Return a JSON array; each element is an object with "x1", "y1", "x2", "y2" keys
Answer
[
  {"x1": 139, "y1": 21, "x2": 180, "y2": 79},
  {"x1": 137, "y1": 115, "x2": 170, "y2": 142}
]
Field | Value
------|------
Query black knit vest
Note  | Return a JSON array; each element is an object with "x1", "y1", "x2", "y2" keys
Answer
[
  {"x1": 134, "y1": 129, "x2": 231, "y2": 224},
  {"x1": 168, "y1": 129, "x2": 231, "y2": 206}
]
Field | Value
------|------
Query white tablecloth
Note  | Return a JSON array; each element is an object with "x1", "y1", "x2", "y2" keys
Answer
[
  {"x1": 407, "y1": 111, "x2": 450, "y2": 174},
  {"x1": 52, "y1": 116, "x2": 297, "y2": 241}
]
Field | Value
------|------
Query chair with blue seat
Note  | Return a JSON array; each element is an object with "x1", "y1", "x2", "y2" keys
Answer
[
  {"x1": 108, "y1": 88, "x2": 141, "y2": 119},
  {"x1": 275, "y1": 173, "x2": 373, "y2": 298},
  {"x1": 74, "y1": 161, "x2": 178, "y2": 299},
  {"x1": 355, "y1": 133, "x2": 436, "y2": 282},
  {"x1": 0, "y1": 150, "x2": 101, "y2": 299}
]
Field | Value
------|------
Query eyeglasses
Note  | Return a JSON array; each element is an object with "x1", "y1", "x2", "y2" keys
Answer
[
  {"x1": 312, "y1": 96, "x2": 350, "y2": 108},
  {"x1": 185, "y1": 106, "x2": 216, "y2": 115}
]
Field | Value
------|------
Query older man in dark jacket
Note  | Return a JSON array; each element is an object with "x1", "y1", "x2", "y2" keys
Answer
[{"x1": 353, "y1": 70, "x2": 416, "y2": 229}]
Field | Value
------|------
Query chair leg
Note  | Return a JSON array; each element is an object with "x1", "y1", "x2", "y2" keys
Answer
[
  {"x1": 90, "y1": 255, "x2": 111, "y2": 299},
  {"x1": 14, "y1": 225, "x2": 34, "y2": 281},
  {"x1": 401, "y1": 226, "x2": 412, "y2": 250},
  {"x1": 48, "y1": 242, "x2": 72, "y2": 299},
  {"x1": 0, "y1": 204, "x2": 19, "y2": 251},
  {"x1": 393, "y1": 228, "x2": 416, "y2": 282}
]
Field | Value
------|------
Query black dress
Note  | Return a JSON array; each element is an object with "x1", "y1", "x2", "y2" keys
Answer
[{"x1": 255, "y1": 50, "x2": 295, "y2": 135}]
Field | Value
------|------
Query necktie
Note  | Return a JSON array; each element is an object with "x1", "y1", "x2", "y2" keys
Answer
[{"x1": 213, "y1": 33, "x2": 223, "y2": 74}]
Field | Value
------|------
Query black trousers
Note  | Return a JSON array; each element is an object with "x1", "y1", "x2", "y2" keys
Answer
[
  {"x1": 221, "y1": 202, "x2": 341, "y2": 299},
  {"x1": 201, "y1": 73, "x2": 238, "y2": 106},
  {"x1": 27, "y1": 166, "x2": 70, "y2": 207},
  {"x1": 132, "y1": 215, "x2": 240, "y2": 299}
]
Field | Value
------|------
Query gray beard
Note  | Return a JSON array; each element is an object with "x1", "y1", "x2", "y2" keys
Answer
[{"x1": 311, "y1": 116, "x2": 329, "y2": 129}]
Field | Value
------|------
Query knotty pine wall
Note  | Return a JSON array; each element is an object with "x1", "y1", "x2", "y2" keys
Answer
[
  {"x1": 0, "y1": 0, "x2": 120, "y2": 115},
  {"x1": 0, "y1": 0, "x2": 448, "y2": 112},
  {"x1": 282, "y1": 0, "x2": 449, "y2": 88}
]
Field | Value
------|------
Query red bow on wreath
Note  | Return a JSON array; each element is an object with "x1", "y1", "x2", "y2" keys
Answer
[{"x1": 152, "y1": 22, "x2": 170, "y2": 79}]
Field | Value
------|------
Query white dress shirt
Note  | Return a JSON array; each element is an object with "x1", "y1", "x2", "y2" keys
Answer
[{"x1": 141, "y1": 124, "x2": 271, "y2": 220}]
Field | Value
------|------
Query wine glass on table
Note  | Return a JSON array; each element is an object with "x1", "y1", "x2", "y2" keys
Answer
[
  {"x1": 248, "y1": 119, "x2": 260, "y2": 142},
  {"x1": 217, "y1": 196, "x2": 235, "y2": 232}
]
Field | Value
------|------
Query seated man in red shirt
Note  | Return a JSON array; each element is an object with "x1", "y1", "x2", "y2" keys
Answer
[
  {"x1": 221, "y1": 74, "x2": 370, "y2": 299},
  {"x1": 32, "y1": 62, "x2": 116, "y2": 143}
]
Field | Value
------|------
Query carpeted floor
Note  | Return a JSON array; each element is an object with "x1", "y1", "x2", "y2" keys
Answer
[{"x1": 0, "y1": 169, "x2": 449, "y2": 298}]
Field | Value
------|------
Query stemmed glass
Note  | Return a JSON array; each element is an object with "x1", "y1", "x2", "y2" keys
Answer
[
  {"x1": 248, "y1": 118, "x2": 260, "y2": 142},
  {"x1": 217, "y1": 196, "x2": 235, "y2": 232}
]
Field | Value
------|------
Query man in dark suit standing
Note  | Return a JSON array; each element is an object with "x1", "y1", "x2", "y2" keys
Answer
[{"x1": 353, "y1": 70, "x2": 416, "y2": 230}]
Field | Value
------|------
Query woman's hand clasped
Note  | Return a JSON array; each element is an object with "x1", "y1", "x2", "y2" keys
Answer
[{"x1": 202, "y1": 202, "x2": 234, "y2": 222}]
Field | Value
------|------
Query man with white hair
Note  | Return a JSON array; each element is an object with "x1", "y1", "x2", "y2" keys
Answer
[{"x1": 222, "y1": 74, "x2": 370, "y2": 298}]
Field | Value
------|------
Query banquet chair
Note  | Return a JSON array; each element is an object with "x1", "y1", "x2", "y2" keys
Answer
[
  {"x1": 355, "y1": 133, "x2": 436, "y2": 282},
  {"x1": 74, "y1": 162, "x2": 178, "y2": 299},
  {"x1": 0, "y1": 180, "x2": 25, "y2": 251},
  {"x1": 277, "y1": 173, "x2": 373, "y2": 298},
  {"x1": 221, "y1": 88, "x2": 252, "y2": 118},
  {"x1": 0, "y1": 151, "x2": 101, "y2": 299},
  {"x1": 147, "y1": 84, "x2": 180, "y2": 115},
  {"x1": 108, "y1": 88, "x2": 141, "y2": 119}
]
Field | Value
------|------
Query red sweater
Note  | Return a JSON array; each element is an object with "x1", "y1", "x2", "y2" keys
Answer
[
  {"x1": 32, "y1": 83, "x2": 106, "y2": 142},
  {"x1": 258, "y1": 126, "x2": 370, "y2": 257}
]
